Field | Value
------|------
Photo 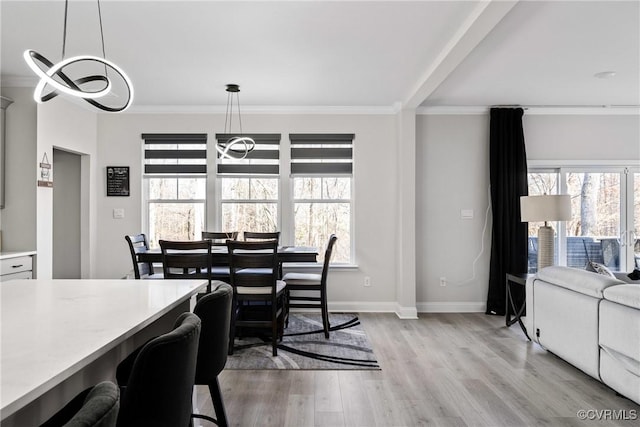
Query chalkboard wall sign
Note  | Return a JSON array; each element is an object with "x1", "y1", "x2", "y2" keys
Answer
[{"x1": 106, "y1": 166, "x2": 130, "y2": 196}]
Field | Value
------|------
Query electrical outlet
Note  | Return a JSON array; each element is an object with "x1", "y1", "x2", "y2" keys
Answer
[
  {"x1": 113, "y1": 208, "x2": 125, "y2": 219},
  {"x1": 364, "y1": 276, "x2": 371, "y2": 287},
  {"x1": 440, "y1": 277, "x2": 447, "y2": 287}
]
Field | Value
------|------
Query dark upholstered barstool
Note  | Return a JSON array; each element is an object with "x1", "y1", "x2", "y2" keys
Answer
[
  {"x1": 191, "y1": 282, "x2": 233, "y2": 427},
  {"x1": 115, "y1": 313, "x2": 201, "y2": 427},
  {"x1": 39, "y1": 381, "x2": 120, "y2": 427}
]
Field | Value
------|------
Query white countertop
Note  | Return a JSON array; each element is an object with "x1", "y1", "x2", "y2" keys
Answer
[
  {"x1": 0, "y1": 251, "x2": 36, "y2": 260},
  {"x1": 0, "y1": 278, "x2": 207, "y2": 419}
]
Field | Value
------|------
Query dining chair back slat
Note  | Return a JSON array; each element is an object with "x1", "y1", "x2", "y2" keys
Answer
[
  {"x1": 160, "y1": 240, "x2": 213, "y2": 292},
  {"x1": 242, "y1": 231, "x2": 280, "y2": 244}
]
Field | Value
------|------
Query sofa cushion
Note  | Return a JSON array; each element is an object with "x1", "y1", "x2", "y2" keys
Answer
[
  {"x1": 603, "y1": 284, "x2": 640, "y2": 309},
  {"x1": 537, "y1": 266, "x2": 624, "y2": 298},
  {"x1": 614, "y1": 271, "x2": 640, "y2": 284},
  {"x1": 600, "y1": 348, "x2": 640, "y2": 405}
]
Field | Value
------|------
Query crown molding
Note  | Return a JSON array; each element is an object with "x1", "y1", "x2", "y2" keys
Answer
[
  {"x1": 418, "y1": 105, "x2": 640, "y2": 116},
  {"x1": 126, "y1": 104, "x2": 398, "y2": 115}
]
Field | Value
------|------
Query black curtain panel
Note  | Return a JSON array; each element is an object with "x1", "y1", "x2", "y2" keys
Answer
[{"x1": 486, "y1": 108, "x2": 529, "y2": 315}]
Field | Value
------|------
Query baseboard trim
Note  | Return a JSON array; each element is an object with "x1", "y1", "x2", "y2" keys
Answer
[
  {"x1": 328, "y1": 301, "x2": 398, "y2": 313},
  {"x1": 395, "y1": 304, "x2": 419, "y2": 319},
  {"x1": 323, "y1": 301, "x2": 486, "y2": 314},
  {"x1": 417, "y1": 301, "x2": 486, "y2": 313}
]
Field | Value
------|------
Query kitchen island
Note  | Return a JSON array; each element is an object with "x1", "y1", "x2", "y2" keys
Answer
[{"x1": 0, "y1": 278, "x2": 207, "y2": 426}]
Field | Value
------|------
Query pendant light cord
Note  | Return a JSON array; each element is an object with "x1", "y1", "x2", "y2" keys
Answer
[
  {"x1": 61, "y1": 0, "x2": 69, "y2": 59},
  {"x1": 224, "y1": 91, "x2": 232, "y2": 134},
  {"x1": 96, "y1": 0, "x2": 108, "y2": 76},
  {"x1": 223, "y1": 89, "x2": 246, "y2": 136},
  {"x1": 236, "y1": 92, "x2": 244, "y2": 136},
  {"x1": 61, "y1": 0, "x2": 109, "y2": 76}
]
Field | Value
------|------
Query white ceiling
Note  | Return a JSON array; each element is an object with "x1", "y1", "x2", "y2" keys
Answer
[{"x1": 1, "y1": 0, "x2": 638, "y2": 112}]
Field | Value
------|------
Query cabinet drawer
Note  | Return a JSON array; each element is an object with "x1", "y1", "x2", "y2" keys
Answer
[
  {"x1": 1, "y1": 256, "x2": 33, "y2": 275},
  {"x1": 0, "y1": 270, "x2": 32, "y2": 281}
]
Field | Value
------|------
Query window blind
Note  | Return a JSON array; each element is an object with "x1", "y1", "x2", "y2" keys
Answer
[
  {"x1": 216, "y1": 133, "x2": 280, "y2": 175},
  {"x1": 290, "y1": 133, "x2": 354, "y2": 175},
  {"x1": 142, "y1": 133, "x2": 207, "y2": 174}
]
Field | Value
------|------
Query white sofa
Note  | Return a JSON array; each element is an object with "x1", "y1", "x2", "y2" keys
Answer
[{"x1": 525, "y1": 266, "x2": 640, "y2": 405}]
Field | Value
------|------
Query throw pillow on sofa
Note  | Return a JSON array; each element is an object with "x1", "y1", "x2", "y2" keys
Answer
[
  {"x1": 586, "y1": 261, "x2": 616, "y2": 278},
  {"x1": 628, "y1": 268, "x2": 640, "y2": 281}
]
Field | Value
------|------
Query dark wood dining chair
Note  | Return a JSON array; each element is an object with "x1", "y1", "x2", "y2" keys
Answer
[
  {"x1": 125, "y1": 234, "x2": 163, "y2": 279},
  {"x1": 227, "y1": 239, "x2": 287, "y2": 356},
  {"x1": 201, "y1": 231, "x2": 238, "y2": 283},
  {"x1": 243, "y1": 231, "x2": 282, "y2": 276},
  {"x1": 202, "y1": 231, "x2": 238, "y2": 246},
  {"x1": 159, "y1": 239, "x2": 213, "y2": 293},
  {"x1": 243, "y1": 231, "x2": 280, "y2": 244},
  {"x1": 282, "y1": 234, "x2": 337, "y2": 338}
]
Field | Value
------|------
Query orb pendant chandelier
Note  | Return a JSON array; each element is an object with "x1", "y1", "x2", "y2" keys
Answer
[
  {"x1": 216, "y1": 84, "x2": 256, "y2": 160},
  {"x1": 23, "y1": 0, "x2": 133, "y2": 112}
]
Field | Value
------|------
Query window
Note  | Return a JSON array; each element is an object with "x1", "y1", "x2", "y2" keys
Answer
[
  {"x1": 290, "y1": 134, "x2": 354, "y2": 263},
  {"x1": 527, "y1": 165, "x2": 639, "y2": 273},
  {"x1": 216, "y1": 134, "x2": 280, "y2": 233},
  {"x1": 142, "y1": 134, "x2": 207, "y2": 248}
]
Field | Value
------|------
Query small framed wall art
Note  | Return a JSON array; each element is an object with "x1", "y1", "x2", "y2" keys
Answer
[{"x1": 106, "y1": 166, "x2": 130, "y2": 196}]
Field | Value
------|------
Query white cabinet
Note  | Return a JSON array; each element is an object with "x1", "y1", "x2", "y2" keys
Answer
[{"x1": 0, "y1": 252, "x2": 36, "y2": 282}]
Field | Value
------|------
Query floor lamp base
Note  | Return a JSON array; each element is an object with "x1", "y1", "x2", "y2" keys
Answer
[{"x1": 537, "y1": 225, "x2": 555, "y2": 270}]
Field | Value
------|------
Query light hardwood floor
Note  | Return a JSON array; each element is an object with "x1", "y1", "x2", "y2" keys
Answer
[{"x1": 194, "y1": 313, "x2": 640, "y2": 426}]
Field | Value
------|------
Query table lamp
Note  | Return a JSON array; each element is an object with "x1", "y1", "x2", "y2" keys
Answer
[{"x1": 521, "y1": 194, "x2": 572, "y2": 270}]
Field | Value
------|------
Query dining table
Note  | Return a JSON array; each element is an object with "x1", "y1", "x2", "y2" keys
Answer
[{"x1": 137, "y1": 245, "x2": 319, "y2": 265}]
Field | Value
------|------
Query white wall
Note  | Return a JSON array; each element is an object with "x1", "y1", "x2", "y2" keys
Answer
[
  {"x1": 37, "y1": 99, "x2": 97, "y2": 279},
  {"x1": 416, "y1": 114, "x2": 492, "y2": 312},
  {"x1": 416, "y1": 112, "x2": 640, "y2": 313},
  {"x1": 0, "y1": 87, "x2": 37, "y2": 252},
  {"x1": 524, "y1": 114, "x2": 640, "y2": 161},
  {"x1": 96, "y1": 112, "x2": 400, "y2": 310}
]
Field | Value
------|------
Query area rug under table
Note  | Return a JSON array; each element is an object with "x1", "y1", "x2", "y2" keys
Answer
[{"x1": 226, "y1": 313, "x2": 380, "y2": 370}]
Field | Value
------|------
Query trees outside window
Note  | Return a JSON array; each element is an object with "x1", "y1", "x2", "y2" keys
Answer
[
  {"x1": 293, "y1": 177, "x2": 351, "y2": 263},
  {"x1": 220, "y1": 177, "x2": 278, "y2": 233},
  {"x1": 146, "y1": 177, "x2": 205, "y2": 248},
  {"x1": 527, "y1": 167, "x2": 638, "y2": 272}
]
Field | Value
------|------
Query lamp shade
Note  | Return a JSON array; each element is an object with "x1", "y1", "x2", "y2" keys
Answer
[{"x1": 520, "y1": 195, "x2": 572, "y2": 222}]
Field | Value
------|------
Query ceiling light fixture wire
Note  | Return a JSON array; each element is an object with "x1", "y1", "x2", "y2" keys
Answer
[
  {"x1": 216, "y1": 84, "x2": 256, "y2": 160},
  {"x1": 23, "y1": 0, "x2": 133, "y2": 112}
]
